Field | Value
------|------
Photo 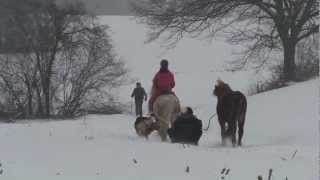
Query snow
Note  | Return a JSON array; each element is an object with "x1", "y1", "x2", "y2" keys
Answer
[{"x1": 0, "y1": 16, "x2": 318, "y2": 180}]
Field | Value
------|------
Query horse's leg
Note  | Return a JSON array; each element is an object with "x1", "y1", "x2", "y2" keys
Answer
[
  {"x1": 158, "y1": 111, "x2": 171, "y2": 142},
  {"x1": 154, "y1": 116, "x2": 168, "y2": 142},
  {"x1": 153, "y1": 112, "x2": 167, "y2": 142},
  {"x1": 238, "y1": 121, "x2": 244, "y2": 146},
  {"x1": 238, "y1": 110, "x2": 246, "y2": 146},
  {"x1": 237, "y1": 95, "x2": 247, "y2": 146},
  {"x1": 229, "y1": 122, "x2": 237, "y2": 147},
  {"x1": 169, "y1": 96, "x2": 180, "y2": 126},
  {"x1": 218, "y1": 118, "x2": 226, "y2": 146}
]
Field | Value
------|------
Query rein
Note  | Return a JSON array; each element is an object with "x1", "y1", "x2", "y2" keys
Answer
[{"x1": 203, "y1": 112, "x2": 217, "y2": 132}]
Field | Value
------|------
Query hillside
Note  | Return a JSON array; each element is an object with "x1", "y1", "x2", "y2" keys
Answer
[
  {"x1": 0, "y1": 75, "x2": 317, "y2": 180},
  {"x1": 0, "y1": 16, "x2": 318, "y2": 180}
]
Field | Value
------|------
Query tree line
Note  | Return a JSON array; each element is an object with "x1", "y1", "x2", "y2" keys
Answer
[{"x1": 0, "y1": 0, "x2": 127, "y2": 119}]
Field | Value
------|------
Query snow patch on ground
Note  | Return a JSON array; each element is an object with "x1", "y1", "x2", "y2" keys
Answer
[{"x1": 0, "y1": 79, "x2": 318, "y2": 180}]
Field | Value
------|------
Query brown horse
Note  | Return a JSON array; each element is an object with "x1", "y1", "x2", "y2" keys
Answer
[{"x1": 213, "y1": 80, "x2": 247, "y2": 146}]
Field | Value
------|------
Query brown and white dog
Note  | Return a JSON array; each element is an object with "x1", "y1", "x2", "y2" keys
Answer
[{"x1": 134, "y1": 114, "x2": 160, "y2": 139}]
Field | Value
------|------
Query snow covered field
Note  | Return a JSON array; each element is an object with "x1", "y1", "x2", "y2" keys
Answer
[
  {"x1": 0, "y1": 16, "x2": 318, "y2": 180},
  {"x1": 100, "y1": 16, "x2": 279, "y2": 111}
]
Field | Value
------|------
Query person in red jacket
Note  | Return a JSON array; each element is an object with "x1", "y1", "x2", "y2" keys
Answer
[{"x1": 148, "y1": 59, "x2": 175, "y2": 112}]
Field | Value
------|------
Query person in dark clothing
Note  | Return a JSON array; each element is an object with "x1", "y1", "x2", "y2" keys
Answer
[
  {"x1": 168, "y1": 107, "x2": 203, "y2": 145},
  {"x1": 131, "y1": 82, "x2": 147, "y2": 117}
]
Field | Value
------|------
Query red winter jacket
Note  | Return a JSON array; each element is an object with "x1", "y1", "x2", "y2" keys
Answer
[
  {"x1": 153, "y1": 70, "x2": 175, "y2": 92},
  {"x1": 148, "y1": 70, "x2": 175, "y2": 112}
]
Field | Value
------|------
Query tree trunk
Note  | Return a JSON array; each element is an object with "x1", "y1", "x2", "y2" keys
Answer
[
  {"x1": 0, "y1": 29, "x2": 2, "y2": 52},
  {"x1": 44, "y1": 79, "x2": 50, "y2": 117},
  {"x1": 27, "y1": 86, "x2": 33, "y2": 116},
  {"x1": 283, "y1": 40, "x2": 297, "y2": 81},
  {"x1": 35, "y1": 84, "x2": 43, "y2": 116},
  {"x1": 44, "y1": 36, "x2": 58, "y2": 117}
]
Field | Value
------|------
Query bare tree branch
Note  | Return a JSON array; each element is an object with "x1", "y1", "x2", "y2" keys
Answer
[{"x1": 131, "y1": 0, "x2": 319, "y2": 81}]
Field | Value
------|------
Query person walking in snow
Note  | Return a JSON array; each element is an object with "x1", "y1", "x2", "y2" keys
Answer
[
  {"x1": 131, "y1": 82, "x2": 147, "y2": 117},
  {"x1": 148, "y1": 59, "x2": 176, "y2": 112}
]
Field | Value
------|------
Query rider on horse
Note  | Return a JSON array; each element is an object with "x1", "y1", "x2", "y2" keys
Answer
[
  {"x1": 148, "y1": 59, "x2": 176, "y2": 112},
  {"x1": 149, "y1": 59, "x2": 180, "y2": 141}
]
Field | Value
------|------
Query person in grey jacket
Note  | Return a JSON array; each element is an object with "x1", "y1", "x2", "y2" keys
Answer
[{"x1": 131, "y1": 82, "x2": 147, "y2": 117}]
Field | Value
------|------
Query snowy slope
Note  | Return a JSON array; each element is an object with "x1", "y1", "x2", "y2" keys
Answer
[
  {"x1": 0, "y1": 80, "x2": 318, "y2": 180},
  {"x1": 0, "y1": 16, "x2": 318, "y2": 180},
  {"x1": 99, "y1": 16, "x2": 281, "y2": 116},
  {"x1": 99, "y1": 16, "x2": 256, "y2": 108}
]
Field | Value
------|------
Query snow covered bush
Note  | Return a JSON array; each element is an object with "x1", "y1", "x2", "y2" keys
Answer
[{"x1": 248, "y1": 64, "x2": 287, "y2": 95}]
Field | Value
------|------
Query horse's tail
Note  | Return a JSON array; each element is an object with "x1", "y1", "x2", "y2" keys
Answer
[
  {"x1": 238, "y1": 93, "x2": 247, "y2": 125},
  {"x1": 237, "y1": 93, "x2": 247, "y2": 145}
]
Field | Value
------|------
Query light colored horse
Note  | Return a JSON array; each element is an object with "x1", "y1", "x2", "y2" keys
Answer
[{"x1": 153, "y1": 94, "x2": 180, "y2": 141}]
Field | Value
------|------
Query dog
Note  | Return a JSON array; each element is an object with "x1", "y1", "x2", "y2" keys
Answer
[{"x1": 134, "y1": 114, "x2": 160, "y2": 139}]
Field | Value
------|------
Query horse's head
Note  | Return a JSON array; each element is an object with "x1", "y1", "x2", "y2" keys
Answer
[{"x1": 213, "y1": 79, "x2": 232, "y2": 98}]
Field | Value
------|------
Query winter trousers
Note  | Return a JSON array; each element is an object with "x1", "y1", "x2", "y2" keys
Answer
[{"x1": 135, "y1": 100, "x2": 143, "y2": 117}]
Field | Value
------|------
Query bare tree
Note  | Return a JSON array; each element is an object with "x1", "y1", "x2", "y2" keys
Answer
[
  {"x1": 0, "y1": 0, "x2": 127, "y2": 118},
  {"x1": 0, "y1": 53, "x2": 38, "y2": 117},
  {"x1": 0, "y1": 0, "x2": 87, "y2": 117},
  {"x1": 55, "y1": 24, "x2": 127, "y2": 117},
  {"x1": 131, "y1": 0, "x2": 319, "y2": 81}
]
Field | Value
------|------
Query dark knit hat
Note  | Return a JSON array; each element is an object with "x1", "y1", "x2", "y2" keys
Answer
[{"x1": 160, "y1": 59, "x2": 169, "y2": 68}]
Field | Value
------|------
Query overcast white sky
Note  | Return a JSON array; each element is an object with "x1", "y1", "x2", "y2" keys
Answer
[{"x1": 57, "y1": 0, "x2": 131, "y2": 15}]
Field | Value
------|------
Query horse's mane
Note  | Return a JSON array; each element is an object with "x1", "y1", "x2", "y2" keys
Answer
[
  {"x1": 215, "y1": 79, "x2": 233, "y2": 97},
  {"x1": 216, "y1": 80, "x2": 232, "y2": 91}
]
